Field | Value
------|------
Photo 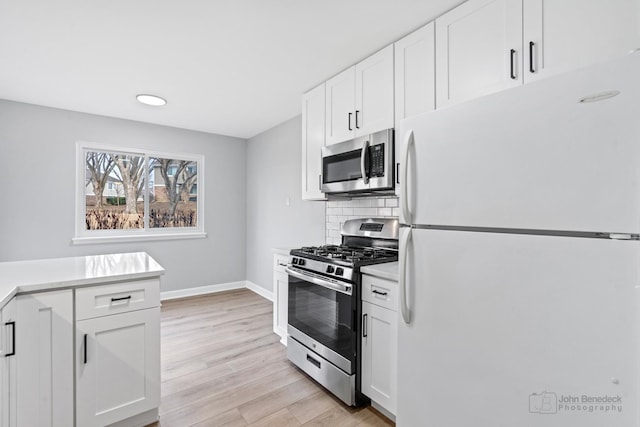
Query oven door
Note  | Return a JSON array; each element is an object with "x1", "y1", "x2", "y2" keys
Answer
[{"x1": 286, "y1": 266, "x2": 356, "y2": 373}]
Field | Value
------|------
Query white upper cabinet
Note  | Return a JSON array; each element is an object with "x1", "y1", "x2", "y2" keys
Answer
[
  {"x1": 436, "y1": 0, "x2": 523, "y2": 109},
  {"x1": 394, "y1": 22, "x2": 436, "y2": 123},
  {"x1": 301, "y1": 83, "x2": 327, "y2": 201},
  {"x1": 523, "y1": 0, "x2": 640, "y2": 83},
  {"x1": 355, "y1": 45, "x2": 395, "y2": 136},
  {"x1": 437, "y1": 0, "x2": 640, "y2": 108},
  {"x1": 325, "y1": 67, "x2": 356, "y2": 145},
  {"x1": 326, "y1": 45, "x2": 394, "y2": 145},
  {"x1": 394, "y1": 22, "x2": 435, "y2": 196}
]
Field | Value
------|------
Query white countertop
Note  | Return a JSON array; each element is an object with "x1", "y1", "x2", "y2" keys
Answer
[
  {"x1": 272, "y1": 247, "x2": 293, "y2": 256},
  {"x1": 361, "y1": 262, "x2": 399, "y2": 282},
  {"x1": 0, "y1": 252, "x2": 164, "y2": 308}
]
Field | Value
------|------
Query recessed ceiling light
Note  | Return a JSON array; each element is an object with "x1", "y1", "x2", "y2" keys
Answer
[
  {"x1": 578, "y1": 90, "x2": 620, "y2": 103},
  {"x1": 136, "y1": 94, "x2": 167, "y2": 106}
]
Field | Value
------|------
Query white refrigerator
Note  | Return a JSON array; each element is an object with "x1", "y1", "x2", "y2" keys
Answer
[{"x1": 397, "y1": 52, "x2": 640, "y2": 426}]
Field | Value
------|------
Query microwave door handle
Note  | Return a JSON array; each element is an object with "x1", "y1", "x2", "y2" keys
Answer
[{"x1": 360, "y1": 139, "x2": 370, "y2": 184}]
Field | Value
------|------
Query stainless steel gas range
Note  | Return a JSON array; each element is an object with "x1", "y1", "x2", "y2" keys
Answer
[{"x1": 285, "y1": 218, "x2": 399, "y2": 406}]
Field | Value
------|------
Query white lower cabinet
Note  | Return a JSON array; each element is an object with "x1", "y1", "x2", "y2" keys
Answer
[
  {"x1": 16, "y1": 290, "x2": 74, "y2": 427},
  {"x1": 360, "y1": 274, "x2": 398, "y2": 415},
  {"x1": 273, "y1": 253, "x2": 289, "y2": 345},
  {"x1": 0, "y1": 277, "x2": 161, "y2": 427},
  {"x1": 0, "y1": 298, "x2": 16, "y2": 427},
  {"x1": 76, "y1": 308, "x2": 160, "y2": 427},
  {"x1": 361, "y1": 274, "x2": 398, "y2": 416}
]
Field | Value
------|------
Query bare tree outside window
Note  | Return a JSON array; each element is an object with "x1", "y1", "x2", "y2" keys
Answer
[
  {"x1": 84, "y1": 151, "x2": 144, "y2": 230},
  {"x1": 79, "y1": 145, "x2": 203, "y2": 239},
  {"x1": 149, "y1": 157, "x2": 198, "y2": 228}
]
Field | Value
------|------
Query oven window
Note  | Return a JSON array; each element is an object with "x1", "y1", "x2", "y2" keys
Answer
[
  {"x1": 323, "y1": 151, "x2": 362, "y2": 183},
  {"x1": 288, "y1": 275, "x2": 355, "y2": 363}
]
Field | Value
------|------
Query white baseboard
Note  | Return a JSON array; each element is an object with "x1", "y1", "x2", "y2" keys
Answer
[
  {"x1": 160, "y1": 280, "x2": 274, "y2": 302},
  {"x1": 245, "y1": 280, "x2": 274, "y2": 302}
]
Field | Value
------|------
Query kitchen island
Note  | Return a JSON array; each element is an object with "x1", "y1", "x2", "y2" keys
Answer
[{"x1": 0, "y1": 251, "x2": 164, "y2": 427}]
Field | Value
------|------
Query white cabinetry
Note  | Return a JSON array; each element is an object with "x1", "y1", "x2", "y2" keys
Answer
[
  {"x1": 523, "y1": 0, "x2": 640, "y2": 83},
  {"x1": 436, "y1": 0, "x2": 523, "y2": 108},
  {"x1": 301, "y1": 83, "x2": 326, "y2": 201},
  {"x1": 0, "y1": 299, "x2": 16, "y2": 427},
  {"x1": 273, "y1": 253, "x2": 289, "y2": 345},
  {"x1": 436, "y1": 0, "x2": 640, "y2": 108},
  {"x1": 16, "y1": 290, "x2": 74, "y2": 427},
  {"x1": 394, "y1": 22, "x2": 435, "y2": 123},
  {"x1": 76, "y1": 280, "x2": 160, "y2": 427},
  {"x1": 326, "y1": 45, "x2": 394, "y2": 145},
  {"x1": 394, "y1": 21, "x2": 435, "y2": 196},
  {"x1": 361, "y1": 274, "x2": 398, "y2": 416}
]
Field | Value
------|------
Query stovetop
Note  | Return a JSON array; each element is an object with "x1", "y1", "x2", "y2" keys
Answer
[{"x1": 290, "y1": 244, "x2": 398, "y2": 268}]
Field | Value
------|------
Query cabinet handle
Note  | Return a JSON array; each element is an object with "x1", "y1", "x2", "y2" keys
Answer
[
  {"x1": 529, "y1": 41, "x2": 535, "y2": 73},
  {"x1": 396, "y1": 163, "x2": 400, "y2": 184},
  {"x1": 111, "y1": 295, "x2": 132, "y2": 303},
  {"x1": 372, "y1": 289, "x2": 388, "y2": 297},
  {"x1": 362, "y1": 313, "x2": 368, "y2": 338},
  {"x1": 510, "y1": 49, "x2": 517, "y2": 80},
  {"x1": 83, "y1": 333, "x2": 88, "y2": 364},
  {"x1": 355, "y1": 110, "x2": 360, "y2": 129},
  {"x1": 318, "y1": 174, "x2": 322, "y2": 191},
  {"x1": 348, "y1": 112, "x2": 353, "y2": 131},
  {"x1": 4, "y1": 321, "x2": 15, "y2": 357},
  {"x1": 306, "y1": 354, "x2": 321, "y2": 369}
]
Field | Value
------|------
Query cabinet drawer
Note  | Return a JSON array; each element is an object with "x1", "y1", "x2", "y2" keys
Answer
[
  {"x1": 273, "y1": 254, "x2": 290, "y2": 274},
  {"x1": 76, "y1": 279, "x2": 160, "y2": 321},
  {"x1": 361, "y1": 274, "x2": 398, "y2": 312}
]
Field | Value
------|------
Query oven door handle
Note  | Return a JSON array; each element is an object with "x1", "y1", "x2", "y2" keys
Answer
[{"x1": 285, "y1": 267, "x2": 353, "y2": 295}]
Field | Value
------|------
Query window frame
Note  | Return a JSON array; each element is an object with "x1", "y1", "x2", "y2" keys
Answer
[{"x1": 73, "y1": 142, "x2": 206, "y2": 245}]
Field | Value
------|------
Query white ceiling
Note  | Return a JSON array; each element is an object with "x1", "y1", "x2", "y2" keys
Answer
[{"x1": 0, "y1": 0, "x2": 463, "y2": 139}]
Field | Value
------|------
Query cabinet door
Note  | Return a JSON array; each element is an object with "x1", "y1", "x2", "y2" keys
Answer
[
  {"x1": 436, "y1": 0, "x2": 523, "y2": 108},
  {"x1": 394, "y1": 22, "x2": 435, "y2": 196},
  {"x1": 76, "y1": 308, "x2": 160, "y2": 427},
  {"x1": 361, "y1": 301, "x2": 398, "y2": 415},
  {"x1": 0, "y1": 299, "x2": 16, "y2": 427},
  {"x1": 394, "y1": 22, "x2": 435, "y2": 123},
  {"x1": 273, "y1": 270, "x2": 289, "y2": 345},
  {"x1": 523, "y1": 0, "x2": 640, "y2": 83},
  {"x1": 325, "y1": 67, "x2": 356, "y2": 145},
  {"x1": 301, "y1": 83, "x2": 327, "y2": 200},
  {"x1": 16, "y1": 290, "x2": 73, "y2": 427},
  {"x1": 355, "y1": 45, "x2": 395, "y2": 136}
]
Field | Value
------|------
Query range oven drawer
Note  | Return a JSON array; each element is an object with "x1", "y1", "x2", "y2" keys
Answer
[{"x1": 287, "y1": 337, "x2": 355, "y2": 406}]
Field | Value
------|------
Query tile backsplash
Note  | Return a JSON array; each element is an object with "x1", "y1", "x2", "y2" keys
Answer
[{"x1": 326, "y1": 196, "x2": 399, "y2": 244}]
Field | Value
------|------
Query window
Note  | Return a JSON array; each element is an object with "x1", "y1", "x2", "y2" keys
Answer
[{"x1": 75, "y1": 143, "x2": 205, "y2": 244}]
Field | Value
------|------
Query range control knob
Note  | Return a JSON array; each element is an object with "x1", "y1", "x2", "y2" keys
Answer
[
  {"x1": 292, "y1": 258, "x2": 298, "y2": 265},
  {"x1": 298, "y1": 259, "x2": 306, "y2": 266},
  {"x1": 326, "y1": 265, "x2": 335, "y2": 274},
  {"x1": 335, "y1": 267, "x2": 344, "y2": 276}
]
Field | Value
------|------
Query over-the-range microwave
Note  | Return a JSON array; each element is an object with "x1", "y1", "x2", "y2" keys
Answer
[{"x1": 321, "y1": 128, "x2": 394, "y2": 196}]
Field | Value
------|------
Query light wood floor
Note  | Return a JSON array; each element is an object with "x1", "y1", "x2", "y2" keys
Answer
[{"x1": 153, "y1": 289, "x2": 395, "y2": 427}]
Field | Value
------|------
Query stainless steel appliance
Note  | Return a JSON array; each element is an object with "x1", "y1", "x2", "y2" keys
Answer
[
  {"x1": 321, "y1": 129, "x2": 394, "y2": 196},
  {"x1": 286, "y1": 218, "x2": 398, "y2": 406}
]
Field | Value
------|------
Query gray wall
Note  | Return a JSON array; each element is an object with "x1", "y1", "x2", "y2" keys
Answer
[
  {"x1": 246, "y1": 115, "x2": 325, "y2": 292},
  {"x1": 0, "y1": 100, "x2": 247, "y2": 292}
]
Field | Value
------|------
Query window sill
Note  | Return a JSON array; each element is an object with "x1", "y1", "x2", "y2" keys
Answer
[{"x1": 72, "y1": 232, "x2": 207, "y2": 245}]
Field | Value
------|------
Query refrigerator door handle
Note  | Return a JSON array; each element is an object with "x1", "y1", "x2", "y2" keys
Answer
[
  {"x1": 401, "y1": 130, "x2": 414, "y2": 224},
  {"x1": 399, "y1": 227, "x2": 412, "y2": 324}
]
